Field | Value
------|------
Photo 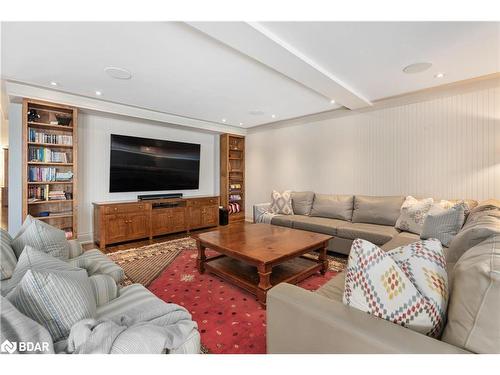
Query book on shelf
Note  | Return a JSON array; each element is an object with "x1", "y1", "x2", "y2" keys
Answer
[
  {"x1": 28, "y1": 128, "x2": 73, "y2": 145},
  {"x1": 28, "y1": 167, "x2": 73, "y2": 182},
  {"x1": 29, "y1": 147, "x2": 69, "y2": 163}
]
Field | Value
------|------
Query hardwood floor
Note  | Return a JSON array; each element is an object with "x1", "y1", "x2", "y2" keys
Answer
[{"x1": 83, "y1": 225, "x2": 225, "y2": 254}]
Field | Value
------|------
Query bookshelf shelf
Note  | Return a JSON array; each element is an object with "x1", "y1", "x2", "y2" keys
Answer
[
  {"x1": 27, "y1": 122, "x2": 73, "y2": 132},
  {"x1": 28, "y1": 162, "x2": 73, "y2": 166},
  {"x1": 28, "y1": 199, "x2": 73, "y2": 205},
  {"x1": 23, "y1": 99, "x2": 78, "y2": 239},
  {"x1": 28, "y1": 142, "x2": 73, "y2": 148}
]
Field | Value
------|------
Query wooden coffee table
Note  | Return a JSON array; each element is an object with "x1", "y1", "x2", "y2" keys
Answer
[{"x1": 191, "y1": 223, "x2": 332, "y2": 306}]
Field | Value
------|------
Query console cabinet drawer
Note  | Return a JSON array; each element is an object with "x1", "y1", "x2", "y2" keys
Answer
[
  {"x1": 103, "y1": 203, "x2": 147, "y2": 214},
  {"x1": 187, "y1": 198, "x2": 219, "y2": 207}
]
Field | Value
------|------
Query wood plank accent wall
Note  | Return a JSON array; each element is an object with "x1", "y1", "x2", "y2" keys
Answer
[{"x1": 246, "y1": 86, "x2": 500, "y2": 216}]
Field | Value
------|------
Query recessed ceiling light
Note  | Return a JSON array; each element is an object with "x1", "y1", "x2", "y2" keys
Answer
[
  {"x1": 330, "y1": 99, "x2": 336, "y2": 104},
  {"x1": 434, "y1": 72, "x2": 445, "y2": 78},
  {"x1": 221, "y1": 118, "x2": 227, "y2": 123},
  {"x1": 104, "y1": 66, "x2": 132, "y2": 80},
  {"x1": 95, "y1": 91, "x2": 102, "y2": 96},
  {"x1": 50, "y1": 81, "x2": 58, "y2": 87},
  {"x1": 239, "y1": 122, "x2": 243, "y2": 126},
  {"x1": 402, "y1": 62, "x2": 433, "y2": 74},
  {"x1": 271, "y1": 114, "x2": 276, "y2": 119}
]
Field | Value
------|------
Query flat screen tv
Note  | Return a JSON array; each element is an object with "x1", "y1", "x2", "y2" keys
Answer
[{"x1": 109, "y1": 134, "x2": 200, "y2": 193}]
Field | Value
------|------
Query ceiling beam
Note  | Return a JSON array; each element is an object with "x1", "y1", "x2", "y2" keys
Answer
[
  {"x1": 4, "y1": 81, "x2": 246, "y2": 135},
  {"x1": 187, "y1": 22, "x2": 372, "y2": 110}
]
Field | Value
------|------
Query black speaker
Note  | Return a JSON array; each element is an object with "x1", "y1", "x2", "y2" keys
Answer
[{"x1": 219, "y1": 207, "x2": 229, "y2": 226}]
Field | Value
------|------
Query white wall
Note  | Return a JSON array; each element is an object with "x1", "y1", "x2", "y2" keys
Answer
[
  {"x1": 246, "y1": 86, "x2": 500, "y2": 218},
  {"x1": 7, "y1": 102, "x2": 22, "y2": 236},
  {"x1": 77, "y1": 112, "x2": 219, "y2": 242}
]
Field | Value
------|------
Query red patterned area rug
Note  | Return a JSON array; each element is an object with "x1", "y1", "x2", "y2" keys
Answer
[{"x1": 148, "y1": 238, "x2": 346, "y2": 354}]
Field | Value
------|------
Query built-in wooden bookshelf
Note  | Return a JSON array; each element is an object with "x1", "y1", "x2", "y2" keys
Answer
[
  {"x1": 22, "y1": 99, "x2": 78, "y2": 239},
  {"x1": 220, "y1": 134, "x2": 245, "y2": 222}
]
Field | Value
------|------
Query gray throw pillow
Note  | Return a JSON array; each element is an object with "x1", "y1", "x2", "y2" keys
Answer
[
  {"x1": 291, "y1": 191, "x2": 315, "y2": 215},
  {"x1": 11, "y1": 217, "x2": 70, "y2": 260},
  {"x1": 1, "y1": 228, "x2": 17, "y2": 280},
  {"x1": 310, "y1": 194, "x2": 354, "y2": 221},
  {"x1": 420, "y1": 204, "x2": 465, "y2": 246},
  {"x1": 7, "y1": 269, "x2": 96, "y2": 342}
]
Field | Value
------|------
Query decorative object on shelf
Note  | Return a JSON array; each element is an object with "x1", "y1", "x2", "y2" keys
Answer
[
  {"x1": 55, "y1": 114, "x2": 72, "y2": 126},
  {"x1": 27, "y1": 109, "x2": 41, "y2": 122}
]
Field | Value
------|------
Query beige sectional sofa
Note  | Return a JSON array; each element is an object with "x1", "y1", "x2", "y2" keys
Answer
[
  {"x1": 254, "y1": 194, "x2": 500, "y2": 354},
  {"x1": 255, "y1": 194, "x2": 422, "y2": 254}
]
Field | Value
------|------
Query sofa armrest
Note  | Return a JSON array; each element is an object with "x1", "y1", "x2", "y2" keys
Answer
[
  {"x1": 267, "y1": 283, "x2": 469, "y2": 354},
  {"x1": 253, "y1": 202, "x2": 271, "y2": 223},
  {"x1": 67, "y1": 239, "x2": 84, "y2": 259}
]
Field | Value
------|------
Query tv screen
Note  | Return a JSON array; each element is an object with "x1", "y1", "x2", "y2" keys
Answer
[{"x1": 109, "y1": 134, "x2": 200, "y2": 193}]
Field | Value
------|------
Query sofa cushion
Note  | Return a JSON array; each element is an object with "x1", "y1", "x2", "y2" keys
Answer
[
  {"x1": 1, "y1": 228, "x2": 17, "y2": 280},
  {"x1": 96, "y1": 283, "x2": 161, "y2": 319},
  {"x1": 292, "y1": 216, "x2": 344, "y2": 236},
  {"x1": 344, "y1": 238, "x2": 448, "y2": 338},
  {"x1": 352, "y1": 195, "x2": 404, "y2": 226},
  {"x1": 7, "y1": 268, "x2": 96, "y2": 342},
  {"x1": 291, "y1": 191, "x2": 315, "y2": 215},
  {"x1": 380, "y1": 232, "x2": 420, "y2": 251},
  {"x1": 447, "y1": 205, "x2": 500, "y2": 263},
  {"x1": 336, "y1": 222, "x2": 399, "y2": 245},
  {"x1": 270, "y1": 190, "x2": 294, "y2": 215},
  {"x1": 420, "y1": 203, "x2": 466, "y2": 246},
  {"x1": 316, "y1": 271, "x2": 345, "y2": 302},
  {"x1": 442, "y1": 235, "x2": 500, "y2": 353},
  {"x1": 270, "y1": 215, "x2": 294, "y2": 228},
  {"x1": 11, "y1": 216, "x2": 70, "y2": 260},
  {"x1": 310, "y1": 194, "x2": 354, "y2": 221}
]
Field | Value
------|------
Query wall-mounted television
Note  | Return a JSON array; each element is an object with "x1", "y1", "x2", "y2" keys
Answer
[{"x1": 109, "y1": 134, "x2": 200, "y2": 193}]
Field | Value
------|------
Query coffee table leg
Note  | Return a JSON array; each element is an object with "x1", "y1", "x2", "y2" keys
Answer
[
  {"x1": 197, "y1": 241, "x2": 206, "y2": 274},
  {"x1": 319, "y1": 241, "x2": 329, "y2": 275},
  {"x1": 257, "y1": 264, "x2": 272, "y2": 305}
]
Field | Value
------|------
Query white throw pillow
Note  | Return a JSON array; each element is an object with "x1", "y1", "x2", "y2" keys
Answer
[
  {"x1": 270, "y1": 190, "x2": 294, "y2": 215},
  {"x1": 395, "y1": 196, "x2": 434, "y2": 234},
  {"x1": 343, "y1": 238, "x2": 448, "y2": 338}
]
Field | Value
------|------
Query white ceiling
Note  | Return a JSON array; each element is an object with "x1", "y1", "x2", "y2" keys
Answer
[{"x1": 2, "y1": 22, "x2": 498, "y2": 129}]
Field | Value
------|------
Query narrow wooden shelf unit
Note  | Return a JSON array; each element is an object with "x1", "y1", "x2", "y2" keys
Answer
[
  {"x1": 220, "y1": 133, "x2": 245, "y2": 222},
  {"x1": 22, "y1": 99, "x2": 78, "y2": 239}
]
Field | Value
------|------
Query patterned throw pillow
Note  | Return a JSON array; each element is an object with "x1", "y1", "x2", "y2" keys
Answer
[
  {"x1": 7, "y1": 268, "x2": 96, "y2": 342},
  {"x1": 11, "y1": 216, "x2": 70, "y2": 260},
  {"x1": 270, "y1": 190, "x2": 294, "y2": 215},
  {"x1": 343, "y1": 238, "x2": 448, "y2": 338},
  {"x1": 395, "y1": 196, "x2": 434, "y2": 234},
  {"x1": 420, "y1": 203, "x2": 466, "y2": 246}
]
